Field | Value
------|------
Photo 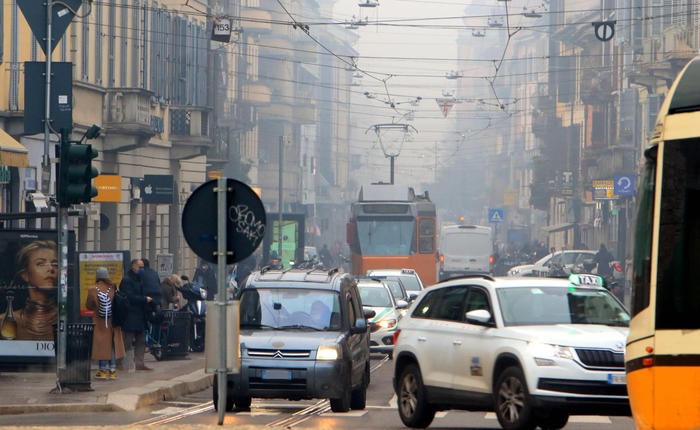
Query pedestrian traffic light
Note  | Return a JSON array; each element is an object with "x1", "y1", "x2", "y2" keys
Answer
[{"x1": 57, "y1": 130, "x2": 99, "y2": 206}]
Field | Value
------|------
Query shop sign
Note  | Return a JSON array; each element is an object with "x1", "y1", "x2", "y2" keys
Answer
[{"x1": 592, "y1": 179, "x2": 620, "y2": 200}]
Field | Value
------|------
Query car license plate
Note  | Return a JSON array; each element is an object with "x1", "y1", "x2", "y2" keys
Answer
[
  {"x1": 607, "y1": 373, "x2": 626, "y2": 385},
  {"x1": 262, "y1": 369, "x2": 292, "y2": 380}
]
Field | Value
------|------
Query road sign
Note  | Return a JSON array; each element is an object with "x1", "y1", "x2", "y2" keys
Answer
[
  {"x1": 211, "y1": 17, "x2": 232, "y2": 42},
  {"x1": 182, "y1": 179, "x2": 266, "y2": 264},
  {"x1": 592, "y1": 20, "x2": 616, "y2": 42},
  {"x1": 24, "y1": 62, "x2": 73, "y2": 134},
  {"x1": 613, "y1": 175, "x2": 636, "y2": 196},
  {"x1": 488, "y1": 208, "x2": 504, "y2": 223},
  {"x1": 17, "y1": 0, "x2": 83, "y2": 55}
]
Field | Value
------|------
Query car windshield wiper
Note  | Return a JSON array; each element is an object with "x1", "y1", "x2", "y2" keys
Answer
[
  {"x1": 278, "y1": 324, "x2": 323, "y2": 331},
  {"x1": 241, "y1": 323, "x2": 276, "y2": 329}
]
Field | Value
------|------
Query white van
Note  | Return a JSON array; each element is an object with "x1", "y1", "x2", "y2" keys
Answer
[{"x1": 437, "y1": 224, "x2": 493, "y2": 281}]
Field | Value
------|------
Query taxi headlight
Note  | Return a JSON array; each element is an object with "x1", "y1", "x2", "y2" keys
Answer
[
  {"x1": 378, "y1": 319, "x2": 397, "y2": 329},
  {"x1": 509, "y1": 268, "x2": 519, "y2": 276},
  {"x1": 316, "y1": 344, "x2": 340, "y2": 360},
  {"x1": 529, "y1": 343, "x2": 574, "y2": 365}
]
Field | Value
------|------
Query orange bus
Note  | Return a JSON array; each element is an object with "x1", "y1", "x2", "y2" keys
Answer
[{"x1": 347, "y1": 184, "x2": 437, "y2": 286}]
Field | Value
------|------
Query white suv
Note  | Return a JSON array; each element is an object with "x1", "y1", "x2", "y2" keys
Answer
[{"x1": 392, "y1": 274, "x2": 630, "y2": 430}]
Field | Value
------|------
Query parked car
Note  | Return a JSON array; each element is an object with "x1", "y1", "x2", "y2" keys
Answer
[
  {"x1": 214, "y1": 268, "x2": 371, "y2": 413},
  {"x1": 393, "y1": 274, "x2": 630, "y2": 430},
  {"x1": 357, "y1": 278, "x2": 409, "y2": 356},
  {"x1": 507, "y1": 250, "x2": 596, "y2": 277},
  {"x1": 366, "y1": 268, "x2": 425, "y2": 293},
  {"x1": 437, "y1": 224, "x2": 493, "y2": 281}
]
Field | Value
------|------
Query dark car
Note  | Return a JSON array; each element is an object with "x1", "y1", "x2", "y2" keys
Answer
[{"x1": 214, "y1": 268, "x2": 371, "y2": 413}]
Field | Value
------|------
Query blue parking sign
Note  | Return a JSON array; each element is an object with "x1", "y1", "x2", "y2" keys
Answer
[
  {"x1": 613, "y1": 175, "x2": 635, "y2": 196},
  {"x1": 488, "y1": 209, "x2": 504, "y2": 223}
]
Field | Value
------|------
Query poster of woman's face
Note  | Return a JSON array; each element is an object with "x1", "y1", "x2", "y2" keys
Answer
[{"x1": 0, "y1": 231, "x2": 59, "y2": 356}]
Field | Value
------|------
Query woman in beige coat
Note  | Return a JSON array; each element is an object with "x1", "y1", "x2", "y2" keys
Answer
[{"x1": 85, "y1": 267, "x2": 126, "y2": 380}]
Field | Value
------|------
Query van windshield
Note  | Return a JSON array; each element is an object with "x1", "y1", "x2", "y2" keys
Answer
[
  {"x1": 239, "y1": 288, "x2": 342, "y2": 331},
  {"x1": 442, "y1": 232, "x2": 490, "y2": 255}
]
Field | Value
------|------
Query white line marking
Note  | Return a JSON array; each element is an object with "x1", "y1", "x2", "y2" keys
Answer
[
  {"x1": 435, "y1": 411, "x2": 448, "y2": 418},
  {"x1": 320, "y1": 410, "x2": 368, "y2": 417},
  {"x1": 236, "y1": 411, "x2": 282, "y2": 416},
  {"x1": 151, "y1": 407, "x2": 186, "y2": 415},
  {"x1": 389, "y1": 394, "x2": 398, "y2": 408},
  {"x1": 484, "y1": 412, "x2": 496, "y2": 419},
  {"x1": 569, "y1": 416, "x2": 612, "y2": 423}
]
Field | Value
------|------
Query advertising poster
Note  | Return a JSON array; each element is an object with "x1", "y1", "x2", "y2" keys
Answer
[
  {"x1": 156, "y1": 253, "x2": 174, "y2": 278},
  {"x1": 0, "y1": 231, "x2": 65, "y2": 360},
  {"x1": 78, "y1": 251, "x2": 129, "y2": 316}
]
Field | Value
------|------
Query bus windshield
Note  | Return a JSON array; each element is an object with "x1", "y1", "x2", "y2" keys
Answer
[
  {"x1": 656, "y1": 140, "x2": 700, "y2": 329},
  {"x1": 356, "y1": 217, "x2": 415, "y2": 255}
]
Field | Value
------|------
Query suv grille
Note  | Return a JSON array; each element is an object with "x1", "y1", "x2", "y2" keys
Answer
[
  {"x1": 575, "y1": 348, "x2": 624, "y2": 369},
  {"x1": 247, "y1": 349, "x2": 312, "y2": 359}
]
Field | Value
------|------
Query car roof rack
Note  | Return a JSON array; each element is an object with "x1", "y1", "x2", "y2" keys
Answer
[{"x1": 442, "y1": 273, "x2": 495, "y2": 282}]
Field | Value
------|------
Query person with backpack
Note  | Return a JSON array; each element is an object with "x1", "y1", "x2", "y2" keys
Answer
[{"x1": 85, "y1": 267, "x2": 125, "y2": 380}]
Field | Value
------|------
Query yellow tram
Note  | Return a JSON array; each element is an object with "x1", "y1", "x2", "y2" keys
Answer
[{"x1": 627, "y1": 56, "x2": 700, "y2": 429}]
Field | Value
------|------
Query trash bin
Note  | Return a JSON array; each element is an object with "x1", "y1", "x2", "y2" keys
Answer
[
  {"x1": 56, "y1": 323, "x2": 95, "y2": 391},
  {"x1": 161, "y1": 310, "x2": 191, "y2": 359}
]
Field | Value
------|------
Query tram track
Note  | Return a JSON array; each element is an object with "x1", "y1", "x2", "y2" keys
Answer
[{"x1": 133, "y1": 355, "x2": 390, "y2": 427}]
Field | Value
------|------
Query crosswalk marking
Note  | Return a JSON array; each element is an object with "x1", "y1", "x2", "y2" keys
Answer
[
  {"x1": 152, "y1": 407, "x2": 185, "y2": 415},
  {"x1": 319, "y1": 410, "x2": 368, "y2": 417},
  {"x1": 484, "y1": 412, "x2": 611, "y2": 424},
  {"x1": 389, "y1": 394, "x2": 398, "y2": 408},
  {"x1": 435, "y1": 411, "x2": 448, "y2": 418}
]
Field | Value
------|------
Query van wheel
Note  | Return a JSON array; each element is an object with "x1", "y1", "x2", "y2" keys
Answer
[
  {"x1": 330, "y1": 390, "x2": 351, "y2": 412},
  {"x1": 234, "y1": 396, "x2": 252, "y2": 411},
  {"x1": 212, "y1": 385, "x2": 235, "y2": 412},
  {"x1": 494, "y1": 366, "x2": 536, "y2": 430},
  {"x1": 350, "y1": 364, "x2": 369, "y2": 410},
  {"x1": 397, "y1": 364, "x2": 435, "y2": 428}
]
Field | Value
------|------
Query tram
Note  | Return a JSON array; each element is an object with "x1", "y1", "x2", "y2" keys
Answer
[
  {"x1": 347, "y1": 184, "x2": 437, "y2": 286},
  {"x1": 626, "y1": 55, "x2": 700, "y2": 429}
]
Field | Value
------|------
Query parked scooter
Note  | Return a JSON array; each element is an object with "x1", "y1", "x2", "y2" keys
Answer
[{"x1": 178, "y1": 279, "x2": 207, "y2": 352}]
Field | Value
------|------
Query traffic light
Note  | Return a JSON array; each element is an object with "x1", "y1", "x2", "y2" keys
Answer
[{"x1": 57, "y1": 130, "x2": 99, "y2": 206}]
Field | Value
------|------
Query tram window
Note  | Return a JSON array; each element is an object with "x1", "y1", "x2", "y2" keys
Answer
[
  {"x1": 655, "y1": 141, "x2": 700, "y2": 330},
  {"x1": 418, "y1": 218, "x2": 435, "y2": 254},
  {"x1": 631, "y1": 152, "x2": 655, "y2": 317}
]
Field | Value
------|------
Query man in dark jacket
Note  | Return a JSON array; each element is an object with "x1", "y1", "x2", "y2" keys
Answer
[
  {"x1": 594, "y1": 244, "x2": 614, "y2": 278},
  {"x1": 119, "y1": 259, "x2": 154, "y2": 371},
  {"x1": 141, "y1": 258, "x2": 162, "y2": 307},
  {"x1": 193, "y1": 261, "x2": 217, "y2": 300}
]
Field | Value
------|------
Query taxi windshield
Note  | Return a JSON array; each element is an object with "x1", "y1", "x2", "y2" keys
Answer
[
  {"x1": 496, "y1": 287, "x2": 630, "y2": 327},
  {"x1": 359, "y1": 286, "x2": 393, "y2": 307}
]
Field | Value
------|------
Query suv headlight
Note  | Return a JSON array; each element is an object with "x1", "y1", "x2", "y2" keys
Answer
[
  {"x1": 529, "y1": 342, "x2": 575, "y2": 366},
  {"x1": 317, "y1": 344, "x2": 340, "y2": 360},
  {"x1": 378, "y1": 319, "x2": 397, "y2": 330}
]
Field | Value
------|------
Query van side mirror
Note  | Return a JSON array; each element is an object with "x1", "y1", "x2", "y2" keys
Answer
[
  {"x1": 351, "y1": 318, "x2": 368, "y2": 334},
  {"x1": 465, "y1": 309, "x2": 494, "y2": 327},
  {"x1": 396, "y1": 300, "x2": 409, "y2": 309}
]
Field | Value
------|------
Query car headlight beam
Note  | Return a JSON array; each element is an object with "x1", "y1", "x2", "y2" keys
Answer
[
  {"x1": 529, "y1": 342, "x2": 574, "y2": 365},
  {"x1": 378, "y1": 318, "x2": 397, "y2": 329},
  {"x1": 316, "y1": 345, "x2": 340, "y2": 360}
]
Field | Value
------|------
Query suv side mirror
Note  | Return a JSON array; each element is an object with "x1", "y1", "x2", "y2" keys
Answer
[
  {"x1": 465, "y1": 309, "x2": 494, "y2": 327},
  {"x1": 408, "y1": 292, "x2": 419, "y2": 302},
  {"x1": 396, "y1": 300, "x2": 409, "y2": 309},
  {"x1": 351, "y1": 318, "x2": 368, "y2": 334},
  {"x1": 363, "y1": 308, "x2": 376, "y2": 319}
]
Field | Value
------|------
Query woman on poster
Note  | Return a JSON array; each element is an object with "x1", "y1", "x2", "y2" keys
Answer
[
  {"x1": 85, "y1": 267, "x2": 125, "y2": 379},
  {"x1": 0, "y1": 240, "x2": 58, "y2": 340}
]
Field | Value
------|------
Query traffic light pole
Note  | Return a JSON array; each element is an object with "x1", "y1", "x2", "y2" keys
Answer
[
  {"x1": 41, "y1": 0, "x2": 53, "y2": 195},
  {"x1": 56, "y1": 206, "x2": 68, "y2": 374}
]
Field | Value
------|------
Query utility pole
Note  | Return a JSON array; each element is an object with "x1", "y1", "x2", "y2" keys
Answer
[
  {"x1": 277, "y1": 136, "x2": 284, "y2": 262},
  {"x1": 41, "y1": 0, "x2": 53, "y2": 196},
  {"x1": 388, "y1": 155, "x2": 396, "y2": 185}
]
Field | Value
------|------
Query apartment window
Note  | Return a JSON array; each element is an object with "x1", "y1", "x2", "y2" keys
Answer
[
  {"x1": 121, "y1": 0, "x2": 128, "y2": 86},
  {"x1": 150, "y1": 5, "x2": 159, "y2": 95},
  {"x1": 108, "y1": 1, "x2": 115, "y2": 87},
  {"x1": 31, "y1": 34, "x2": 37, "y2": 61},
  {"x1": 140, "y1": 0, "x2": 148, "y2": 88},
  {"x1": 9, "y1": 0, "x2": 20, "y2": 111},
  {"x1": 82, "y1": 11, "x2": 89, "y2": 80},
  {"x1": 95, "y1": 1, "x2": 102, "y2": 84}
]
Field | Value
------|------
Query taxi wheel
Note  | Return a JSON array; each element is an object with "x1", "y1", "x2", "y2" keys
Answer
[
  {"x1": 397, "y1": 364, "x2": 435, "y2": 428},
  {"x1": 494, "y1": 366, "x2": 536, "y2": 430},
  {"x1": 537, "y1": 411, "x2": 569, "y2": 430}
]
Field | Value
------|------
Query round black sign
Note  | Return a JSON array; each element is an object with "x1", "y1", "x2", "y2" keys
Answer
[{"x1": 181, "y1": 179, "x2": 266, "y2": 264}]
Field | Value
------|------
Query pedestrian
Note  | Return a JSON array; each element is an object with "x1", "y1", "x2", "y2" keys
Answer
[
  {"x1": 594, "y1": 244, "x2": 614, "y2": 278},
  {"x1": 141, "y1": 258, "x2": 163, "y2": 307},
  {"x1": 236, "y1": 254, "x2": 257, "y2": 287},
  {"x1": 119, "y1": 259, "x2": 154, "y2": 371},
  {"x1": 193, "y1": 260, "x2": 217, "y2": 300},
  {"x1": 85, "y1": 267, "x2": 126, "y2": 380},
  {"x1": 160, "y1": 274, "x2": 184, "y2": 310},
  {"x1": 319, "y1": 244, "x2": 333, "y2": 268}
]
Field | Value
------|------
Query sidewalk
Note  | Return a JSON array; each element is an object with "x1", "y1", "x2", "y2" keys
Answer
[{"x1": 0, "y1": 352, "x2": 212, "y2": 415}]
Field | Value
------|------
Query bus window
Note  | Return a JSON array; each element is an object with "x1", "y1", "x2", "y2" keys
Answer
[
  {"x1": 631, "y1": 148, "x2": 656, "y2": 317},
  {"x1": 655, "y1": 140, "x2": 700, "y2": 329},
  {"x1": 356, "y1": 216, "x2": 415, "y2": 255}
]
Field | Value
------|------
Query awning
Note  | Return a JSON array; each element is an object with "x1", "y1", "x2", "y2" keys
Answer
[
  {"x1": 543, "y1": 223, "x2": 575, "y2": 233},
  {"x1": 0, "y1": 129, "x2": 29, "y2": 168}
]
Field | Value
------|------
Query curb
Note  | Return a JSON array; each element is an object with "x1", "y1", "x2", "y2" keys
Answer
[
  {"x1": 106, "y1": 369, "x2": 213, "y2": 411},
  {"x1": 0, "y1": 369, "x2": 213, "y2": 415}
]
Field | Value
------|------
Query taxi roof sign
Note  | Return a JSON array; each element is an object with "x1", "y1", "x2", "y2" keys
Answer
[{"x1": 569, "y1": 274, "x2": 604, "y2": 287}]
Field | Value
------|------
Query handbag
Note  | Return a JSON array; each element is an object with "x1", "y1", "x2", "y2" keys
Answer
[{"x1": 111, "y1": 289, "x2": 129, "y2": 327}]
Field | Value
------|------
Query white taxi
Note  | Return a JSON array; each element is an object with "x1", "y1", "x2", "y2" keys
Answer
[
  {"x1": 357, "y1": 279, "x2": 409, "y2": 356},
  {"x1": 393, "y1": 274, "x2": 630, "y2": 430}
]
